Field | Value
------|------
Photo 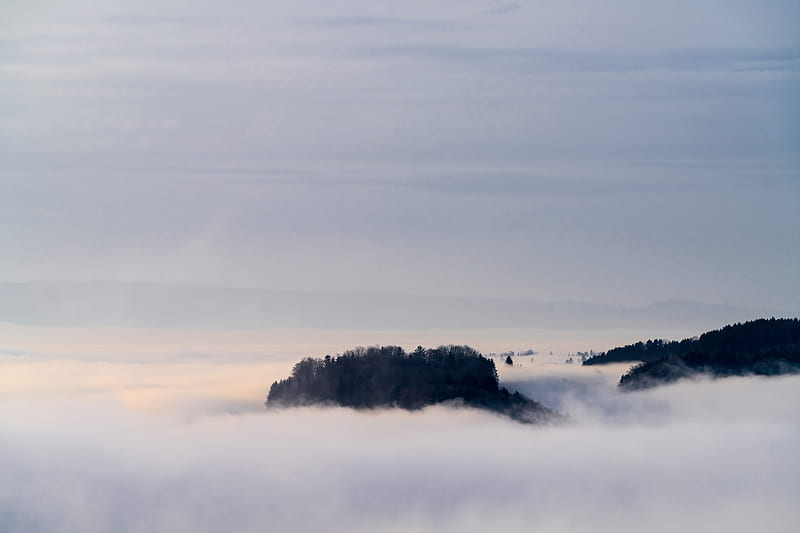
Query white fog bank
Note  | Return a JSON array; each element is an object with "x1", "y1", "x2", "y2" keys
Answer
[{"x1": 1, "y1": 358, "x2": 798, "y2": 533}]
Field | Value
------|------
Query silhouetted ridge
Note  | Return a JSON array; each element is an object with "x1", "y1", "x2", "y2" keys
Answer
[
  {"x1": 614, "y1": 318, "x2": 800, "y2": 390},
  {"x1": 583, "y1": 338, "x2": 693, "y2": 365},
  {"x1": 584, "y1": 317, "x2": 800, "y2": 366},
  {"x1": 266, "y1": 345, "x2": 561, "y2": 424}
]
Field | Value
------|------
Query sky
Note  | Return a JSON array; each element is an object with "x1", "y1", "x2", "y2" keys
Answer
[
  {"x1": 3, "y1": 6, "x2": 799, "y2": 530},
  {"x1": 2, "y1": 0, "x2": 799, "y2": 310}
]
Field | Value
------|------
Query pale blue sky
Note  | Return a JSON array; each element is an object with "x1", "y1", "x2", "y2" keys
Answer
[{"x1": 2, "y1": 0, "x2": 798, "y2": 310}]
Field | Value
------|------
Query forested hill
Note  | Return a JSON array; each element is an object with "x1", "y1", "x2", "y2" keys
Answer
[
  {"x1": 616, "y1": 318, "x2": 800, "y2": 390},
  {"x1": 266, "y1": 345, "x2": 562, "y2": 424},
  {"x1": 584, "y1": 318, "x2": 800, "y2": 366}
]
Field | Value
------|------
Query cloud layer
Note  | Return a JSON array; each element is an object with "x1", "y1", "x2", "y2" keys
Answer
[
  {"x1": 1, "y1": 356, "x2": 798, "y2": 532},
  {"x1": 2, "y1": 0, "x2": 798, "y2": 308}
]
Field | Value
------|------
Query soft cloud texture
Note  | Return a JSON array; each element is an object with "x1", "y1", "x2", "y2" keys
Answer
[
  {"x1": 3, "y1": 4, "x2": 797, "y2": 529},
  {"x1": 1, "y1": 356, "x2": 798, "y2": 532},
  {"x1": 1, "y1": 0, "x2": 798, "y2": 308}
]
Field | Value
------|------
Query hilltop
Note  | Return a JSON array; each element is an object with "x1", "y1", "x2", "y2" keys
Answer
[
  {"x1": 614, "y1": 318, "x2": 800, "y2": 390},
  {"x1": 266, "y1": 345, "x2": 562, "y2": 424},
  {"x1": 584, "y1": 317, "x2": 800, "y2": 366}
]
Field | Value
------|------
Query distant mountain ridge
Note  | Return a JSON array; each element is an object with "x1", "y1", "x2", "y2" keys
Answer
[{"x1": 0, "y1": 281, "x2": 781, "y2": 331}]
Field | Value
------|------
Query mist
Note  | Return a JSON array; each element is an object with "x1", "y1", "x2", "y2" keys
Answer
[
  {"x1": 3, "y1": 0, "x2": 798, "y2": 530},
  {"x1": 2, "y1": 353, "x2": 798, "y2": 533}
]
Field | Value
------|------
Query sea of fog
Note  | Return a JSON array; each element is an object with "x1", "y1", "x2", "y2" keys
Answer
[{"x1": 1, "y1": 333, "x2": 799, "y2": 532}]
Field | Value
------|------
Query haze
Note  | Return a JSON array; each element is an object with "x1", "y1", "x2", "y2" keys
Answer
[
  {"x1": 2, "y1": 2, "x2": 799, "y2": 532},
  {"x1": 2, "y1": 0, "x2": 798, "y2": 309}
]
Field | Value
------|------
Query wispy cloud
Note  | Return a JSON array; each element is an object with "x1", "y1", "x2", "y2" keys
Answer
[
  {"x1": 1, "y1": 0, "x2": 798, "y2": 308},
  {"x1": 313, "y1": 15, "x2": 462, "y2": 32},
  {"x1": 355, "y1": 43, "x2": 800, "y2": 74}
]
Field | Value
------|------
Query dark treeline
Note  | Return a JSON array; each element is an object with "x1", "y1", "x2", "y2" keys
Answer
[
  {"x1": 617, "y1": 318, "x2": 800, "y2": 390},
  {"x1": 583, "y1": 338, "x2": 693, "y2": 365},
  {"x1": 584, "y1": 317, "x2": 800, "y2": 366},
  {"x1": 267, "y1": 345, "x2": 561, "y2": 424}
]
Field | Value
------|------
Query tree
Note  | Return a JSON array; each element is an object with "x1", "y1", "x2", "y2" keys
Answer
[
  {"x1": 505, "y1": 355, "x2": 514, "y2": 366},
  {"x1": 265, "y1": 344, "x2": 561, "y2": 424}
]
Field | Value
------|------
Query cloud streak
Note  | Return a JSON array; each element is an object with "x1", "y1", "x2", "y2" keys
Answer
[
  {"x1": 2, "y1": 0, "x2": 799, "y2": 309},
  {"x1": 355, "y1": 43, "x2": 800, "y2": 74}
]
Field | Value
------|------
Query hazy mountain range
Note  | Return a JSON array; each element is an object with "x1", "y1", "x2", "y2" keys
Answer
[{"x1": 0, "y1": 281, "x2": 784, "y2": 331}]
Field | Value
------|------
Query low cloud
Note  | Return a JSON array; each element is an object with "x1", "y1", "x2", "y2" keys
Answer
[{"x1": 1, "y1": 357, "x2": 798, "y2": 532}]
